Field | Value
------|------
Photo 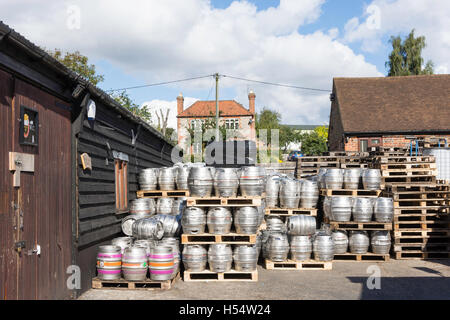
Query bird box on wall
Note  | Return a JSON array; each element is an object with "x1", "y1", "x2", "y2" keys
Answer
[{"x1": 19, "y1": 106, "x2": 39, "y2": 146}]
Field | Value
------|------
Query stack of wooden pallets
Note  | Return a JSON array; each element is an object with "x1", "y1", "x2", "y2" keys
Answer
[
  {"x1": 384, "y1": 184, "x2": 450, "y2": 260},
  {"x1": 182, "y1": 195, "x2": 261, "y2": 282},
  {"x1": 372, "y1": 155, "x2": 437, "y2": 188},
  {"x1": 296, "y1": 156, "x2": 340, "y2": 178}
]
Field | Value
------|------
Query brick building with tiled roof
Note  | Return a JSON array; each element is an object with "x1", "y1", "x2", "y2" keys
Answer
[
  {"x1": 177, "y1": 91, "x2": 256, "y2": 153},
  {"x1": 328, "y1": 75, "x2": 450, "y2": 151}
]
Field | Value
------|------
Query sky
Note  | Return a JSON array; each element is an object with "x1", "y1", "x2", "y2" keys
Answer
[{"x1": 1, "y1": 0, "x2": 449, "y2": 130}]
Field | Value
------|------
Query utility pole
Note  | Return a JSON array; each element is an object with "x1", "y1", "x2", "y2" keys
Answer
[{"x1": 215, "y1": 73, "x2": 219, "y2": 141}]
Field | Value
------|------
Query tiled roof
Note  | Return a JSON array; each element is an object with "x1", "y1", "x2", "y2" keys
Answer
[
  {"x1": 178, "y1": 100, "x2": 253, "y2": 117},
  {"x1": 334, "y1": 74, "x2": 450, "y2": 133}
]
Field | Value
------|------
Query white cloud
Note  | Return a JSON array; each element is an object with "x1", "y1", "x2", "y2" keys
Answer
[
  {"x1": 1, "y1": 0, "x2": 382, "y2": 124},
  {"x1": 142, "y1": 97, "x2": 198, "y2": 130},
  {"x1": 343, "y1": 0, "x2": 450, "y2": 73}
]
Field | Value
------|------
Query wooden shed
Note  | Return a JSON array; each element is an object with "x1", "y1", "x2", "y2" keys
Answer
[{"x1": 0, "y1": 22, "x2": 175, "y2": 299}]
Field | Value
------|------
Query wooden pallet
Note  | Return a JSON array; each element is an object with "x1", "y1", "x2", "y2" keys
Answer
[
  {"x1": 394, "y1": 236, "x2": 450, "y2": 244},
  {"x1": 381, "y1": 169, "x2": 437, "y2": 177},
  {"x1": 265, "y1": 208, "x2": 317, "y2": 216},
  {"x1": 394, "y1": 207, "x2": 450, "y2": 215},
  {"x1": 393, "y1": 229, "x2": 450, "y2": 238},
  {"x1": 320, "y1": 189, "x2": 382, "y2": 197},
  {"x1": 183, "y1": 270, "x2": 258, "y2": 282},
  {"x1": 297, "y1": 156, "x2": 341, "y2": 163},
  {"x1": 379, "y1": 163, "x2": 436, "y2": 170},
  {"x1": 137, "y1": 189, "x2": 189, "y2": 198},
  {"x1": 340, "y1": 163, "x2": 369, "y2": 169},
  {"x1": 384, "y1": 184, "x2": 450, "y2": 193},
  {"x1": 374, "y1": 156, "x2": 435, "y2": 163},
  {"x1": 394, "y1": 220, "x2": 450, "y2": 230},
  {"x1": 394, "y1": 214, "x2": 450, "y2": 223},
  {"x1": 186, "y1": 196, "x2": 261, "y2": 207},
  {"x1": 181, "y1": 233, "x2": 256, "y2": 244},
  {"x1": 333, "y1": 253, "x2": 390, "y2": 262},
  {"x1": 394, "y1": 251, "x2": 450, "y2": 260},
  {"x1": 385, "y1": 191, "x2": 450, "y2": 201},
  {"x1": 393, "y1": 243, "x2": 450, "y2": 252},
  {"x1": 382, "y1": 176, "x2": 437, "y2": 185},
  {"x1": 92, "y1": 273, "x2": 179, "y2": 290},
  {"x1": 330, "y1": 221, "x2": 392, "y2": 231},
  {"x1": 264, "y1": 259, "x2": 332, "y2": 270},
  {"x1": 393, "y1": 199, "x2": 450, "y2": 207}
]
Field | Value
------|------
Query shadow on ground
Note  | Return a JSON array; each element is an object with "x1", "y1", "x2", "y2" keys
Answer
[{"x1": 347, "y1": 276, "x2": 450, "y2": 300}]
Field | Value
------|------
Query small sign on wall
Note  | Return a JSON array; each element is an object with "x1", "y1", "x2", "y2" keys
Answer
[{"x1": 19, "y1": 106, "x2": 39, "y2": 146}]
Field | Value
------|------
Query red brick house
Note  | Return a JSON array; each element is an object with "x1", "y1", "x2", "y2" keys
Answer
[
  {"x1": 328, "y1": 75, "x2": 450, "y2": 152},
  {"x1": 176, "y1": 92, "x2": 256, "y2": 153}
]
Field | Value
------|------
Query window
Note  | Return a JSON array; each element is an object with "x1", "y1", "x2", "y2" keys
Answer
[
  {"x1": 225, "y1": 118, "x2": 239, "y2": 129},
  {"x1": 193, "y1": 142, "x2": 202, "y2": 154},
  {"x1": 115, "y1": 159, "x2": 128, "y2": 212},
  {"x1": 359, "y1": 137, "x2": 382, "y2": 152},
  {"x1": 191, "y1": 119, "x2": 204, "y2": 131}
]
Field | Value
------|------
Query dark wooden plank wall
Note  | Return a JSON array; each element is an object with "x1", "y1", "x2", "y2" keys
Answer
[
  {"x1": 75, "y1": 101, "x2": 173, "y2": 294},
  {"x1": 12, "y1": 78, "x2": 72, "y2": 300},
  {"x1": 0, "y1": 69, "x2": 17, "y2": 300}
]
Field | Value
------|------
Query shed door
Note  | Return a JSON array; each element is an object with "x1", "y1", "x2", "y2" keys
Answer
[{"x1": 1, "y1": 75, "x2": 73, "y2": 300}]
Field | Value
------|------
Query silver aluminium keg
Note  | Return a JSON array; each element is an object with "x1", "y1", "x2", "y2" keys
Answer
[
  {"x1": 214, "y1": 168, "x2": 239, "y2": 197},
  {"x1": 158, "y1": 237, "x2": 180, "y2": 278},
  {"x1": 188, "y1": 167, "x2": 214, "y2": 197},
  {"x1": 374, "y1": 197, "x2": 394, "y2": 222},
  {"x1": 287, "y1": 215, "x2": 316, "y2": 236},
  {"x1": 331, "y1": 230, "x2": 348, "y2": 254},
  {"x1": 325, "y1": 168, "x2": 344, "y2": 190},
  {"x1": 138, "y1": 168, "x2": 158, "y2": 190},
  {"x1": 121, "y1": 215, "x2": 141, "y2": 236},
  {"x1": 349, "y1": 231, "x2": 370, "y2": 254},
  {"x1": 371, "y1": 231, "x2": 391, "y2": 254},
  {"x1": 157, "y1": 197, "x2": 174, "y2": 215},
  {"x1": 149, "y1": 246, "x2": 174, "y2": 281},
  {"x1": 300, "y1": 179, "x2": 319, "y2": 208},
  {"x1": 266, "y1": 215, "x2": 287, "y2": 233},
  {"x1": 129, "y1": 198, "x2": 153, "y2": 218},
  {"x1": 175, "y1": 165, "x2": 190, "y2": 190},
  {"x1": 290, "y1": 235, "x2": 312, "y2": 261},
  {"x1": 182, "y1": 244, "x2": 208, "y2": 272},
  {"x1": 331, "y1": 196, "x2": 353, "y2": 222},
  {"x1": 279, "y1": 177, "x2": 300, "y2": 208},
  {"x1": 362, "y1": 169, "x2": 381, "y2": 190},
  {"x1": 352, "y1": 197, "x2": 374, "y2": 222},
  {"x1": 111, "y1": 237, "x2": 133, "y2": 254},
  {"x1": 132, "y1": 217, "x2": 165, "y2": 240},
  {"x1": 207, "y1": 207, "x2": 233, "y2": 234},
  {"x1": 97, "y1": 245, "x2": 122, "y2": 280},
  {"x1": 323, "y1": 196, "x2": 332, "y2": 219},
  {"x1": 181, "y1": 207, "x2": 206, "y2": 234},
  {"x1": 239, "y1": 166, "x2": 266, "y2": 196},
  {"x1": 317, "y1": 168, "x2": 328, "y2": 189},
  {"x1": 313, "y1": 232, "x2": 334, "y2": 261},
  {"x1": 171, "y1": 197, "x2": 186, "y2": 216},
  {"x1": 267, "y1": 233, "x2": 290, "y2": 262},
  {"x1": 233, "y1": 245, "x2": 258, "y2": 271},
  {"x1": 257, "y1": 198, "x2": 266, "y2": 227},
  {"x1": 134, "y1": 239, "x2": 157, "y2": 257},
  {"x1": 265, "y1": 175, "x2": 281, "y2": 208},
  {"x1": 122, "y1": 246, "x2": 148, "y2": 281},
  {"x1": 344, "y1": 168, "x2": 361, "y2": 190},
  {"x1": 234, "y1": 206, "x2": 259, "y2": 234},
  {"x1": 153, "y1": 214, "x2": 181, "y2": 237},
  {"x1": 208, "y1": 244, "x2": 233, "y2": 273},
  {"x1": 158, "y1": 167, "x2": 176, "y2": 190}
]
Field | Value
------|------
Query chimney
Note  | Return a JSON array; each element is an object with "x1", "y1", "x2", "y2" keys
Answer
[
  {"x1": 248, "y1": 90, "x2": 255, "y2": 114},
  {"x1": 177, "y1": 92, "x2": 184, "y2": 115}
]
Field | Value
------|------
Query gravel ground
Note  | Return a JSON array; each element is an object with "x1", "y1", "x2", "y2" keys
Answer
[{"x1": 78, "y1": 259, "x2": 450, "y2": 300}]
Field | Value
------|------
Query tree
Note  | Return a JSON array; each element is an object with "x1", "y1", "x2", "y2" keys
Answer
[
  {"x1": 47, "y1": 49, "x2": 105, "y2": 85},
  {"x1": 298, "y1": 131, "x2": 328, "y2": 156},
  {"x1": 386, "y1": 29, "x2": 434, "y2": 76},
  {"x1": 112, "y1": 90, "x2": 152, "y2": 123},
  {"x1": 155, "y1": 108, "x2": 170, "y2": 136},
  {"x1": 255, "y1": 107, "x2": 281, "y2": 146}
]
